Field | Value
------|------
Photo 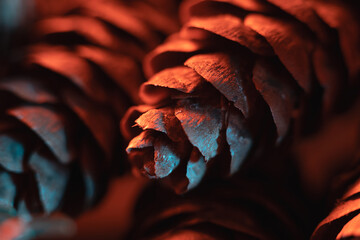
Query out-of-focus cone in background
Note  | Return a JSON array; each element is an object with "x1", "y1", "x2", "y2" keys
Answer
[
  {"x1": 0, "y1": 0, "x2": 180, "y2": 239},
  {"x1": 0, "y1": 0, "x2": 34, "y2": 59}
]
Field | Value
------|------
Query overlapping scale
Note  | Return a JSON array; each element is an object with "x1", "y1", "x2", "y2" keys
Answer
[
  {"x1": 0, "y1": 0, "x2": 180, "y2": 220},
  {"x1": 123, "y1": 0, "x2": 360, "y2": 193},
  {"x1": 124, "y1": 0, "x2": 359, "y2": 194}
]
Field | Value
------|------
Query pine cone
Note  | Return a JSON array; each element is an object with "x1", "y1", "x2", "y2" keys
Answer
[
  {"x1": 0, "y1": 0, "x2": 179, "y2": 219},
  {"x1": 123, "y1": 0, "x2": 360, "y2": 193},
  {"x1": 0, "y1": 0, "x2": 34, "y2": 72}
]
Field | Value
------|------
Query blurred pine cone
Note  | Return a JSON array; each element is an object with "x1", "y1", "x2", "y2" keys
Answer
[
  {"x1": 123, "y1": 0, "x2": 360, "y2": 193},
  {"x1": 0, "y1": 0, "x2": 34, "y2": 60},
  {"x1": 0, "y1": 0, "x2": 180, "y2": 219}
]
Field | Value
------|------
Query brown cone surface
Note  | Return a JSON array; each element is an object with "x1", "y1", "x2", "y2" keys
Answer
[
  {"x1": 0, "y1": 0, "x2": 180, "y2": 218},
  {"x1": 123, "y1": 0, "x2": 360, "y2": 193}
]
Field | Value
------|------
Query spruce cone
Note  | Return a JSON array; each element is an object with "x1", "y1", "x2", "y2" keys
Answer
[
  {"x1": 0, "y1": 0, "x2": 34, "y2": 60},
  {"x1": 0, "y1": 0, "x2": 179, "y2": 219},
  {"x1": 123, "y1": 0, "x2": 360, "y2": 193}
]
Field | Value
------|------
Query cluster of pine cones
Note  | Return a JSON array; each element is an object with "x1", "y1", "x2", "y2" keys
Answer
[{"x1": 0, "y1": 0, "x2": 359, "y2": 239}]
